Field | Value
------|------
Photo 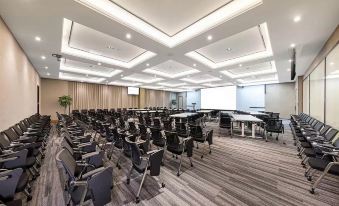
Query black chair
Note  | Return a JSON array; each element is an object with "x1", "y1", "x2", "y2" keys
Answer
[
  {"x1": 219, "y1": 115, "x2": 232, "y2": 136},
  {"x1": 304, "y1": 139, "x2": 339, "y2": 194},
  {"x1": 150, "y1": 127, "x2": 166, "y2": 148},
  {"x1": 189, "y1": 125, "x2": 213, "y2": 158},
  {"x1": 56, "y1": 149, "x2": 113, "y2": 206},
  {"x1": 125, "y1": 137, "x2": 165, "y2": 203},
  {"x1": 0, "y1": 168, "x2": 24, "y2": 205},
  {"x1": 164, "y1": 131, "x2": 194, "y2": 176},
  {"x1": 264, "y1": 119, "x2": 284, "y2": 143}
]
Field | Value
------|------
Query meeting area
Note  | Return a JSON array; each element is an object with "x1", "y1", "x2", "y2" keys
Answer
[{"x1": 0, "y1": 0, "x2": 338, "y2": 205}]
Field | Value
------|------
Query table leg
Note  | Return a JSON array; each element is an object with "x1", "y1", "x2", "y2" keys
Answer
[
  {"x1": 241, "y1": 122, "x2": 245, "y2": 137},
  {"x1": 252, "y1": 123, "x2": 256, "y2": 138}
]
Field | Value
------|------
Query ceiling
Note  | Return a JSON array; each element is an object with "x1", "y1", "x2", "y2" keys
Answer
[{"x1": 0, "y1": 0, "x2": 338, "y2": 92}]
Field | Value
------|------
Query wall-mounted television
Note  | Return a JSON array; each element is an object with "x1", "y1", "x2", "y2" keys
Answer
[
  {"x1": 291, "y1": 48, "x2": 296, "y2": 80},
  {"x1": 128, "y1": 87, "x2": 139, "y2": 95}
]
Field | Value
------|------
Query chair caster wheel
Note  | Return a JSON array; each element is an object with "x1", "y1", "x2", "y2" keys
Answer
[
  {"x1": 302, "y1": 165, "x2": 306, "y2": 168},
  {"x1": 177, "y1": 172, "x2": 180, "y2": 177},
  {"x1": 161, "y1": 162, "x2": 164, "y2": 166},
  {"x1": 310, "y1": 188, "x2": 315, "y2": 194},
  {"x1": 191, "y1": 163, "x2": 194, "y2": 167},
  {"x1": 161, "y1": 183, "x2": 165, "y2": 188},
  {"x1": 265, "y1": 140, "x2": 268, "y2": 142},
  {"x1": 28, "y1": 187, "x2": 32, "y2": 193},
  {"x1": 209, "y1": 151, "x2": 211, "y2": 154},
  {"x1": 127, "y1": 179, "x2": 130, "y2": 184},
  {"x1": 307, "y1": 176, "x2": 312, "y2": 181},
  {"x1": 136, "y1": 197, "x2": 140, "y2": 203},
  {"x1": 27, "y1": 195, "x2": 32, "y2": 201},
  {"x1": 116, "y1": 163, "x2": 121, "y2": 169},
  {"x1": 201, "y1": 155, "x2": 203, "y2": 159}
]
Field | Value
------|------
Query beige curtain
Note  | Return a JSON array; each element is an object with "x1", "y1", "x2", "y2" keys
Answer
[
  {"x1": 69, "y1": 82, "x2": 138, "y2": 110},
  {"x1": 68, "y1": 81, "x2": 171, "y2": 110}
]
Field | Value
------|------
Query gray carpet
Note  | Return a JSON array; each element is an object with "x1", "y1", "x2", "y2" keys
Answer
[{"x1": 26, "y1": 121, "x2": 339, "y2": 206}]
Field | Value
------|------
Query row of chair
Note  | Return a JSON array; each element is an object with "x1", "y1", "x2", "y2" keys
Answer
[
  {"x1": 0, "y1": 114, "x2": 51, "y2": 206},
  {"x1": 290, "y1": 113, "x2": 339, "y2": 194}
]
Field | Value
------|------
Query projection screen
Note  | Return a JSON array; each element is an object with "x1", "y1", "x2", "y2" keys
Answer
[{"x1": 201, "y1": 86, "x2": 237, "y2": 110}]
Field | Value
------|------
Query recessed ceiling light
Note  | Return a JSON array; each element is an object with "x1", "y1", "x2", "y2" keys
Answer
[
  {"x1": 290, "y1": 43, "x2": 296, "y2": 48},
  {"x1": 41, "y1": 56, "x2": 46, "y2": 60},
  {"x1": 35, "y1": 36, "x2": 41, "y2": 41},
  {"x1": 287, "y1": 68, "x2": 291, "y2": 72},
  {"x1": 126, "y1": 33, "x2": 131, "y2": 39},
  {"x1": 330, "y1": 62, "x2": 334, "y2": 66},
  {"x1": 44, "y1": 66, "x2": 48, "y2": 70},
  {"x1": 146, "y1": 63, "x2": 150, "y2": 67},
  {"x1": 86, "y1": 74, "x2": 89, "y2": 77},
  {"x1": 193, "y1": 63, "x2": 197, "y2": 67},
  {"x1": 288, "y1": 59, "x2": 292, "y2": 62},
  {"x1": 107, "y1": 45, "x2": 114, "y2": 49},
  {"x1": 293, "y1": 15, "x2": 301, "y2": 22},
  {"x1": 239, "y1": 64, "x2": 242, "y2": 67},
  {"x1": 226, "y1": 47, "x2": 232, "y2": 51},
  {"x1": 219, "y1": 75, "x2": 223, "y2": 78},
  {"x1": 207, "y1": 35, "x2": 213, "y2": 41},
  {"x1": 120, "y1": 74, "x2": 124, "y2": 77},
  {"x1": 46, "y1": 72, "x2": 50, "y2": 76},
  {"x1": 97, "y1": 62, "x2": 102, "y2": 66}
]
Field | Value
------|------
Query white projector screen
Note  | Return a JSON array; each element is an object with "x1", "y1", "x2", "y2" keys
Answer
[
  {"x1": 201, "y1": 86, "x2": 236, "y2": 110},
  {"x1": 128, "y1": 87, "x2": 139, "y2": 95}
]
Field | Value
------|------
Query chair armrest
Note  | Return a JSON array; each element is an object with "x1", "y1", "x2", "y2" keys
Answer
[
  {"x1": 77, "y1": 142, "x2": 93, "y2": 148},
  {"x1": 81, "y1": 151, "x2": 100, "y2": 160},
  {"x1": 0, "y1": 156, "x2": 17, "y2": 163},
  {"x1": 81, "y1": 167, "x2": 106, "y2": 179}
]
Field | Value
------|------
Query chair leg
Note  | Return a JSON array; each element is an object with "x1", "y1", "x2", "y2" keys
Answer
[
  {"x1": 265, "y1": 132, "x2": 268, "y2": 142},
  {"x1": 136, "y1": 167, "x2": 148, "y2": 203},
  {"x1": 116, "y1": 149, "x2": 123, "y2": 169},
  {"x1": 126, "y1": 165, "x2": 134, "y2": 184},
  {"x1": 310, "y1": 163, "x2": 333, "y2": 194},
  {"x1": 177, "y1": 154, "x2": 183, "y2": 176},
  {"x1": 189, "y1": 157, "x2": 193, "y2": 167}
]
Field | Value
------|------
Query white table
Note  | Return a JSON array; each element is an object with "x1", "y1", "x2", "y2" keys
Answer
[
  {"x1": 170, "y1": 112, "x2": 198, "y2": 118},
  {"x1": 247, "y1": 111, "x2": 269, "y2": 116},
  {"x1": 136, "y1": 110, "x2": 163, "y2": 113},
  {"x1": 127, "y1": 108, "x2": 148, "y2": 111},
  {"x1": 197, "y1": 110, "x2": 213, "y2": 113},
  {"x1": 231, "y1": 114, "x2": 263, "y2": 138}
]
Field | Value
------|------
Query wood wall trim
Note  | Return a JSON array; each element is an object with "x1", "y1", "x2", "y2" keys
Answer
[{"x1": 303, "y1": 26, "x2": 339, "y2": 79}]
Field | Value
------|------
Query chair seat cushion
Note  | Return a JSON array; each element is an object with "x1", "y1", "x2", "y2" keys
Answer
[
  {"x1": 308, "y1": 158, "x2": 339, "y2": 175},
  {"x1": 303, "y1": 148, "x2": 316, "y2": 157},
  {"x1": 167, "y1": 145, "x2": 185, "y2": 155},
  {"x1": 300, "y1": 142, "x2": 311, "y2": 148}
]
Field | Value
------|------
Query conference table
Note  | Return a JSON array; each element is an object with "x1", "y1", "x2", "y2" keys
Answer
[
  {"x1": 231, "y1": 114, "x2": 263, "y2": 138},
  {"x1": 136, "y1": 110, "x2": 164, "y2": 114},
  {"x1": 170, "y1": 112, "x2": 198, "y2": 118},
  {"x1": 247, "y1": 111, "x2": 269, "y2": 117},
  {"x1": 196, "y1": 110, "x2": 213, "y2": 114}
]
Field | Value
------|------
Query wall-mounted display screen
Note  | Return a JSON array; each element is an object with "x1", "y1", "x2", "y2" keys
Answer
[
  {"x1": 201, "y1": 86, "x2": 236, "y2": 110},
  {"x1": 127, "y1": 87, "x2": 139, "y2": 95}
]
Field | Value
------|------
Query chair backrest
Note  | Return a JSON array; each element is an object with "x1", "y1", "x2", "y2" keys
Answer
[
  {"x1": 271, "y1": 113, "x2": 280, "y2": 119},
  {"x1": 150, "y1": 128, "x2": 162, "y2": 141},
  {"x1": 189, "y1": 125, "x2": 203, "y2": 138},
  {"x1": 126, "y1": 138, "x2": 142, "y2": 166},
  {"x1": 0, "y1": 168, "x2": 23, "y2": 201},
  {"x1": 219, "y1": 116, "x2": 231, "y2": 127},
  {"x1": 0, "y1": 132, "x2": 11, "y2": 149},
  {"x1": 56, "y1": 149, "x2": 77, "y2": 181},
  {"x1": 87, "y1": 167, "x2": 113, "y2": 206},
  {"x1": 3, "y1": 128, "x2": 18, "y2": 142},
  {"x1": 165, "y1": 131, "x2": 181, "y2": 147},
  {"x1": 325, "y1": 128, "x2": 338, "y2": 141},
  {"x1": 314, "y1": 122, "x2": 324, "y2": 132},
  {"x1": 320, "y1": 125, "x2": 331, "y2": 136},
  {"x1": 266, "y1": 119, "x2": 283, "y2": 132}
]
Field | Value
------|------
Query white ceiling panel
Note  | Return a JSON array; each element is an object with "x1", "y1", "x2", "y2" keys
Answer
[
  {"x1": 195, "y1": 26, "x2": 265, "y2": 63},
  {"x1": 59, "y1": 72, "x2": 106, "y2": 83},
  {"x1": 122, "y1": 73, "x2": 163, "y2": 83},
  {"x1": 221, "y1": 61, "x2": 276, "y2": 78},
  {"x1": 69, "y1": 21, "x2": 146, "y2": 62},
  {"x1": 111, "y1": 0, "x2": 232, "y2": 36},
  {"x1": 143, "y1": 60, "x2": 200, "y2": 78},
  {"x1": 60, "y1": 59, "x2": 122, "y2": 77},
  {"x1": 109, "y1": 80, "x2": 142, "y2": 87},
  {"x1": 181, "y1": 74, "x2": 221, "y2": 84},
  {"x1": 158, "y1": 80, "x2": 187, "y2": 87}
]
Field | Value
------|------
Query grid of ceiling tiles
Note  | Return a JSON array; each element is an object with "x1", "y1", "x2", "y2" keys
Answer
[{"x1": 58, "y1": 0, "x2": 278, "y2": 92}]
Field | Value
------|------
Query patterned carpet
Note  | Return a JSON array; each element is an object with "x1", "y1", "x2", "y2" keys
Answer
[{"x1": 26, "y1": 120, "x2": 339, "y2": 206}]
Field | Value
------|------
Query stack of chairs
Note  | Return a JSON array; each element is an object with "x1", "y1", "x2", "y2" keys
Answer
[
  {"x1": 290, "y1": 113, "x2": 339, "y2": 194},
  {"x1": 0, "y1": 113, "x2": 51, "y2": 205}
]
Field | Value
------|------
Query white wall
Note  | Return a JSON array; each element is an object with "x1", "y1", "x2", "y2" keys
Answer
[
  {"x1": 265, "y1": 83, "x2": 296, "y2": 118},
  {"x1": 236, "y1": 85, "x2": 265, "y2": 111},
  {"x1": 186, "y1": 90, "x2": 201, "y2": 110},
  {"x1": 0, "y1": 18, "x2": 40, "y2": 131}
]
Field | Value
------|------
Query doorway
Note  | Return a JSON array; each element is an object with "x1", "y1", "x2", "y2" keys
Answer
[
  {"x1": 178, "y1": 96, "x2": 183, "y2": 109},
  {"x1": 37, "y1": 85, "x2": 40, "y2": 114}
]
